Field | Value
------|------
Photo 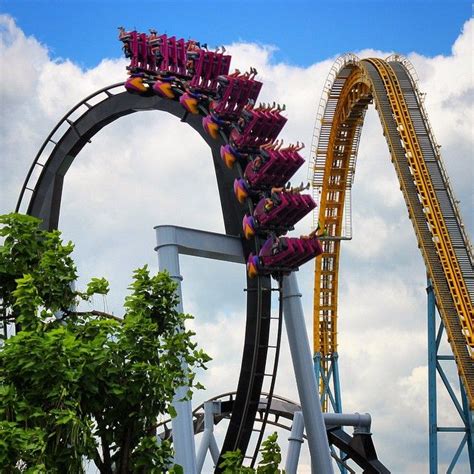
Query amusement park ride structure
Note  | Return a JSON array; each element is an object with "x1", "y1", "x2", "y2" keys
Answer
[
  {"x1": 12, "y1": 27, "x2": 473, "y2": 473},
  {"x1": 309, "y1": 53, "x2": 474, "y2": 472}
]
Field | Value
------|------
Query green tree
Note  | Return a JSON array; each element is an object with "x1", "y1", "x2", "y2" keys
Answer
[
  {"x1": 0, "y1": 213, "x2": 210, "y2": 473},
  {"x1": 219, "y1": 432, "x2": 284, "y2": 473}
]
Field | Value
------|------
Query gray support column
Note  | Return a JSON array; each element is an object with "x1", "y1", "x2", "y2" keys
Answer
[
  {"x1": 282, "y1": 273, "x2": 334, "y2": 474},
  {"x1": 286, "y1": 410, "x2": 305, "y2": 474},
  {"x1": 323, "y1": 413, "x2": 371, "y2": 433},
  {"x1": 197, "y1": 401, "x2": 220, "y2": 472},
  {"x1": 156, "y1": 227, "x2": 197, "y2": 474}
]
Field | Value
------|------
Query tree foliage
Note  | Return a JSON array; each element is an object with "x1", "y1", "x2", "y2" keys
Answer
[
  {"x1": 0, "y1": 213, "x2": 285, "y2": 472},
  {"x1": 0, "y1": 213, "x2": 210, "y2": 473},
  {"x1": 218, "y1": 433, "x2": 284, "y2": 473}
]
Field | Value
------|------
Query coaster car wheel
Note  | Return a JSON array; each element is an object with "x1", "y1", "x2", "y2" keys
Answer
[{"x1": 246, "y1": 253, "x2": 260, "y2": 278}]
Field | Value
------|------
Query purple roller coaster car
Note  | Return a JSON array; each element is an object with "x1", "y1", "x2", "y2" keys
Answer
[
  {"x1": 211, "y1": 72, "x2": 262, "y2": 121},
  {"x1": 247, "y1": 234, "x2": 323, "y2": 278},
  {"x1": 244, "y1": 146, "x2": 304, "y2": 188},
  {"x1": 118, "y1": 27, "x2": 325, "y2": 280},
  {"x1": 230, "y1": 107, "x2": 287, "y2": 149},
  {"x1": 247, "y1": 192, "x2": 316, "y2": 236}
]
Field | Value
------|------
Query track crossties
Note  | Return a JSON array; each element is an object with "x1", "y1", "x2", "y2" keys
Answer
[
  {"x1": 17, "y1": 28, "x2": 324, "y2": 467},
  {"x1": 310, "y1": 55, "x2": 474, "y2": 409}
]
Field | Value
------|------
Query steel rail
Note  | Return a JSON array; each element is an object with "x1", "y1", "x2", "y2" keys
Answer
[
  {"x1": 310, "y1": 57, "x2": 473, "y2": 409},
  {"x1": 388, "y1": 56, "x2": 474, "y2": 266},
  {"x1": 388, "y1": 60, "x2": 474, "y2": 293},
  {"x1": 248, "y1": 282, "x2": 284, "y2": 467},
  {"x1": 15, "y1": 83, "x2": 125, "y2": 214},
  {"x1": 368, "y1": 58, "x2": 473, "y2": 334},
  {"x1": 157, "y1": 391, "x2": 389, "y2": 473},
  {"x1": 16, "y1": 82, "x2": 283, "y2": 466},
  {"x1": 310, "y1": 64, "x2": 373, "y2": 409},
  {"x1": 364, "y1": 58, "x2": 473, "y2": 406}
]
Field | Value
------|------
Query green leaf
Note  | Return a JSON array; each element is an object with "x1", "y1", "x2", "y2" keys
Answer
[
  {"x1": 0, "y1": 214, "x2": 212, "y2": 472},
  {"x1": 86, "y1": 277, "x2": 110, "y2": 296}
]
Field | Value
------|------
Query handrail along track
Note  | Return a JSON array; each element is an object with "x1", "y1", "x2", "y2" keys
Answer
[
  {"x1": 311, "y1": 56, "x2": 474, "y2": 410},
  {"x1": 16, "y1": 83, "x2": 279, "y2": 468},
  {"x1": 15, "y1": 29, "x2": 310, "y2": 465},
  {"x1": 15, "y1": 83, "x2": 125, "y2": 214},
  {"x1": 157, "y1": 391, "x2": 389, "y2": 473}
]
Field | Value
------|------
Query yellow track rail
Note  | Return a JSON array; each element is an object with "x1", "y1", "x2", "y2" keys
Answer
[{"x1": 312, "y1": 57, "x2": 474, "y2": 409}]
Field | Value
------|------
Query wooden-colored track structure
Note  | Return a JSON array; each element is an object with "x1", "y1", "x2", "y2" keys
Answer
[{"x1": 310, "y1": 55, "x2": 474, "y2": 410}]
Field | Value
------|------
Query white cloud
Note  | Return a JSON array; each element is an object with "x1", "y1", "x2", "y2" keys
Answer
[{"x1": 1, "y1": 14, "x2": 472, "y2": 473}]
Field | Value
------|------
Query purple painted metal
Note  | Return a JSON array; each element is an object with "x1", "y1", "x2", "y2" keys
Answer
[
  {"x1": 230, "y1": 109, "x2": 287, "y2": 149},
  {"x1": 190, "y1": 50, "x2": 231, "y2": 92},
  {"x1": 248, "y1": 235, "x2": 323, "y2": 276},
  {"x1": 211, "y1": 76, "x2": 263, "y2": 121},
  {"x1": 159, "y1": 36, "x2": 187, "y2": 75},
  {"x1": 252, "y1": 192, "x2": 316, "y2": 231},
  {"x1": 220, "y1": 144, "x2": 240, "y2": 168},
  {"x1": 124, "y1": 74, "x2": 148, "y2": 94},
  {"x1": 128, "y1": 31, "x2": 139, "y2": 69},
  {"x1": 147, "y1": 33, "x2": 159, "y2": 71},
  {"x1": 120, "y1": 29, "x2": 230, "y2": 83},
  {"x1": 244, "y1": 148, "x2": 304, "y2": 189},
  {"x1": 234, "y1": 178, "x2": 250, "y2": 203},
  {"x1": 175, "y1": 39, "x2": 187, "y2": 75},
  {"x1": 120, "y1": 30, "x2": 157, "y2": 74},
  {"x1": 138, "y1": 33, "x2": 148, "y2": 70}
]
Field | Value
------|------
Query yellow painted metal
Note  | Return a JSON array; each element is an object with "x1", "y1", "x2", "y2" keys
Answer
[
  {"x1": 364, "y1": 58, "x2": 474, "y2": 406},
  {"x1": 313, "y1": 67, "x2": 372, "y2": 410},
  {"x1": 312, "y1": 57, "x2": 474, "y2": 410}
]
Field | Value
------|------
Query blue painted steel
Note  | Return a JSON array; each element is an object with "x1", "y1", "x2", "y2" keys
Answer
[
  {"x1": 314, "y1": 352, "x2": 346, "y2": 474},
  {"x1": 313, "y1": 353, "x2": 321, "y2": 399},
  {"x1": 333, "y1": 353, "x2": 343, "y2": 415},
  {"x1": 460, "y1": 381, "x2": 474, "y2": 467},
  {"x1": 436, "y1": 362, "x2": 466, "y2": 420},
  {"x1": 447, "y1": 435, "x2": 467, "y2": 474},
  {"x1": 427, "y1": 278, "x2": 473, "y2": 473},
  {"x1": 313, "y1": 353, "x2": 341, "y2": 412},
  {"x1": 437, "y1": 427, "x2": 466, "y2": 433},
  {"x1": 282, "y1": 274, "x2": 334, "y2": 474}
]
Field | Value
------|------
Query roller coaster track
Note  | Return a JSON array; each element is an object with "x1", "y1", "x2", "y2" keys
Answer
[
  {"x1": 310, "y1": 56, "x2": 474, "y2": 410},
  {"x1": 157, "y1": 391, "x2": 389, "y2": 473},
  {"x1": 14, "y1": 33, "x2": 317, "y2": 467}
]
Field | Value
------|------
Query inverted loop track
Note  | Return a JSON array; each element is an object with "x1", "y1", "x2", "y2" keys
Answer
[{"x1": 16, "y1": 81, "x2": 287, "y2": 466}]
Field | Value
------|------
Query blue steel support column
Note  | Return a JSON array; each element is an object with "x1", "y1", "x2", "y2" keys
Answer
[
  {"x1": 314, "y1": 352, "x2": 346, "y2": 474},
  {"x1": 285, "y1": 411, "x2": 305, "y2": 474},
  {"x1": 332, "y1": 353, "x2": 343, "y2": 414},
  {"x1": 154, "y1": 225, "x2": 245, "y2": 472},
  {"x1": 427, "y1": 277, "x2": 473, "y2": 473},
  {"x1": 313, "y1": 354, "x2": 343, "y2": 413},
  {"x1": 427, "y1": 278, "x2": 438, "y2": 474},
  {"x1": 332, "y1": 353, "x2": 347, "y2": 474},
  {"x1": 313, "y1": 353, "x2": 322, "y2": 402},
  {"x1": 460, "y1": 380, "x2": 474, "y2": 468},
  {"x1": 282, "y1": 273, "x2": 334, "y2": 474}
]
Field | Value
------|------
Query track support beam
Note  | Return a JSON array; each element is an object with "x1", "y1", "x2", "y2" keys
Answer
[
  {"x1": 282, "y1": 273, "x2": 334, "y2": 473},
  {"x1": 156, "y1": 225, "x2": 258, "y2": 472},
  {"x1": 155, "y1": 227, "x2": 198, "y2": 474},
  {"x1": 285, "y1": 411, "x2": 305, "y2": 474},
  {"x1": 427, "y1": 278, "x2": 474, "y2": 473},
  {"x1": 427, "y1": 280, "x2": 438, "y2": 473},
  {"x1": 196, "y1": 401, "x2": 221, "y2": 472}
]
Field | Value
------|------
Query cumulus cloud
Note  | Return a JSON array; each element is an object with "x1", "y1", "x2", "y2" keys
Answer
[{"x1": 1, "y1": 14, "x2": 472, "y2": 472}]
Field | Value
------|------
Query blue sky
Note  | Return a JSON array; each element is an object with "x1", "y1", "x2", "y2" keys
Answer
[
  {"x1": 1, "y1": 0, "x2": 472, "y2": 68},
  {"x1": 0, "y1": 3, "x2": 472, "y2": 472}
]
